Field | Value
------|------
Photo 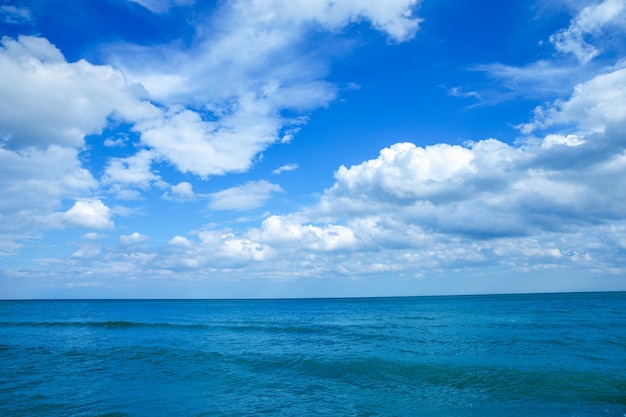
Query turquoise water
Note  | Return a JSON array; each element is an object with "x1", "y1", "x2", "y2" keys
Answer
[{"x1": 1, "y1": 292, "x2": 625, "y2": 416}]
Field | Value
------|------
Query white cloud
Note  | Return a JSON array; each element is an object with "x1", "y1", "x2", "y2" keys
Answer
[
  {"x1": 208, "y1": 180, "x2": 283, "y2": 210},
  {"x1": 330, "y1": 142, "x2": 475, "y2": 202},
  {"x1": 83, "y1": 232, "x2": 105, "y2": 240},
  {"x1": 136, "y1": 106, "x2": 281, "y2": 177},
  {"x1": 541, "y1": 134, "x2": 585, "y2": 149},
  {"x1": 549, "y1": 0, "x2": 625, "y2": 63},
  {"x1": 229, "y1": 0, "x2": 422, "y2": 43},
  {"x1": 196, "y1": 231, "x2": 273, "y2": 262},
  {"x1": 128, "y1": 0, "x2": 194, "y2": 14},
  {"x1": 251, "y1": 215, "x2": 358, "y2": 251},
  {"x1": 169, "y1": 235, "x2": 192, "y2": 247},
  {"x1": 520, "y1": 65, "x2": 626, "y2": 133},
  {"x1": 105, "y1": 0, "x2": 422, "y2": 178},
  {"x1": 120, "y1": 232, "x2": 149, "y2": 245},
  {"x1": 0, "y1": 36, "x2": 159, "y2": 149},
  {"x1": 166, "y1": 182, "x2": 195, "y2": 201},
  {"x1": 50, "y1": 200, "x2": 114, "y2": 229},
  {"x1": 0, "y1": 146, "x2": 97, "y2": 219},
  {"x1": 315, "y1": 130, "x2": 626, "y2": 240},
  {"x1": 272, "y1": 163, "x2": 299, "y2": 174},
  {"x1": 102, "y1": 149, "x2": 162, "y2": 189}
]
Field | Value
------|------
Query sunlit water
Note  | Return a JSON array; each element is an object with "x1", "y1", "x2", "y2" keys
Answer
[{"x1": 1, "y1": 292, "x2": 625, "y2": 416}]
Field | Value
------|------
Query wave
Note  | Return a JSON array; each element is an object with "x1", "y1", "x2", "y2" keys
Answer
[
  {"x1": 0, "y1": 320, "x2": 206, "y2": 330},
  {"x1": 0, "y1": 320, "x2": 338, "y2": 336}
]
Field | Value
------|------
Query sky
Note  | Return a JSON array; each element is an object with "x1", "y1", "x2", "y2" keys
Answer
[{"x1": 1, "y1": 0, "x2": 626, "y2": 299}]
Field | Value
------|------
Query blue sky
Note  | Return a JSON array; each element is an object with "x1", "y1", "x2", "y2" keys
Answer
[{"x1": 1, "y1": 0, "x2": 626, "y2": 299}]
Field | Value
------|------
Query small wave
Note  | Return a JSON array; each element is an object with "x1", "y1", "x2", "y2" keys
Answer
[{"x1": 0, "y1": 320, "x2": 206, "y2": 330}]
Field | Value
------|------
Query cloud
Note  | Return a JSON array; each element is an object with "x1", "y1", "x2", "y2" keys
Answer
[
  {"x1": 520, "y1": 65, "x2": 626, "y2": 133},
  {"x1": 169, "y1": 235, "x2": 192, "y2": 247},
  {"x1": 165, "y1": 182, "x2": 195, "y2": 201},
  {"x1": 549, "y1": 0, "x2": 625, "y2": 63},
  {"x1": 475, "y1": 60, "x2": 587, "y2": 100},
  {"x1": 317, "y1": 124, "x2": 626, "y2": 239},
  {"x1": 0, "y1": 5, "x2": 31, "y2": 24},
  {"x1": 272, "y1": 163, "x2": 299, "y2": 174},
  {"x1": 330, "y1": 142, "x2": 476, "y2": 202},
  {"x1": 49, "y1": 200, "x2": 114, "y2": 229},
  {"x1": 127, "y1": 0, "x2": 194, "y2": 14},
  {"x1": 0, "y1": 36, "x2": 159, "y2": 149},
  {"x1": 208, "y1": 180, "x2": 283, "y2": 211},
  {"x1": 473, "y1": 1, "x2": 626, "y2": 103},
  {"x1": 250, "y1": 215, "x2": 358, "y2": 251},
  {"x1": 120, "y1": 232, "x2": 149, "y2": 245},
  {"x1": 0, "y1": 146, "x2": 97, "y2": 222},
  {"x1": 102, "y1": 149, "x2": 164, "y2": 198},
  {"x1": 105, "y1": 0, "x2": 422, "y2": 178},
  {"x1": 230, "y1": 0, "x2": 422, "y2": 43},
  {"x1": 136, "y1": 106, "x2": 283, "y2": 177}
]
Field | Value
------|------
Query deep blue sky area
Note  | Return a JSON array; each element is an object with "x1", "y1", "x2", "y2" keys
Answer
[{"x1": 1, "y1": 0, "x2": 626, "y2": 298}]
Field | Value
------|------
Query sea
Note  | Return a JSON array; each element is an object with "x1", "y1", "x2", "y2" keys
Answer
[{"x1": 1, "y1": 292, "x2": 625, "y2": 416}]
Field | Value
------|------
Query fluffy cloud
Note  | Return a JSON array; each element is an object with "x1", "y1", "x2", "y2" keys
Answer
[
  {"x1": 137, "y1": 106, "x2": 281, "y2": 177},
  {"x1": 250, "y1": 215, "x2": 357, "y2": 251},
  {"x1": 330, "y1": 142, "x2": 475, "y2": 202},
  {"x1": 107, "y1": 0, "x2": 422, "y2": 178},
  {"x1": 208, "y1": 180, "x2": 283, "y2": 210},
  {"x1": 102, "y1": 149, "x2": 161, "y2": 186},
  {"x1": 49, "y1": 200, "x2": 114, "y2": 229},
  {"x1": 0, "y1": 36, "x2": 159, "y2": 149}
]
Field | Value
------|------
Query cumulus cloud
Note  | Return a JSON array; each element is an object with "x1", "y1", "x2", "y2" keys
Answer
[
  {"x1": 208, "y1": 180, "x2": 283, "y2": 211},
  {"x1": 0, "y1": 36, "x2": 159, "y2": 149},
  {"x1": 160, "y1": 230, "x2": 273, "y2": 269},
  {"x1": 49, "y1": 200, "x2": 114, "y2": 229},
  {"x1": 330, "y1": 142, "x2": 475, "y2": 202},
  {"x1": 250, "y1": 215, "x2": 357, "y2": 251}
]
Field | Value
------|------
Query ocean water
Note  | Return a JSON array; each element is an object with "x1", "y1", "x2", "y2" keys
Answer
[{"x1": 1, "y1": 292, "x2": 625, "y2": 416}]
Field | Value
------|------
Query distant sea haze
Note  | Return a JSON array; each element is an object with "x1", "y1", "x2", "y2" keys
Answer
[{"x1": 1, "y1": 292, "x2": 625, "y2": 416}]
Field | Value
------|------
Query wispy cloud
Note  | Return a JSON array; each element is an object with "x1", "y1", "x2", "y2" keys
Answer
[
  {"x1": 208, "y1": 180, "x2": 284, "y2": 211},
  {"x1": 272, "y1": 163, "x2": 299, "y2": 174}
]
